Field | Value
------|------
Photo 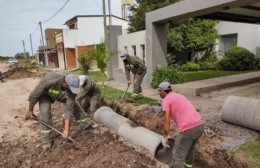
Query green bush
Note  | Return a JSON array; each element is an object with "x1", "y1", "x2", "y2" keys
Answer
[
  {"x1": 181, "y1": 62, "x2": 200, "y2": 71},
  {"x1": 78, "y1": 48, "x2": 95, "y2": 74},
  {"x1": 218, "y1": 46, "x2": 255, "y2": 71},
  {"x1": 255, "y1": 58, "x2": 260, "y2": 70},
  {"x1": 199, "y1": 61, "x2": 215, "y2": 70},
  {"x1": 151, "y1": 66, "x2": 184, "y2": 89}
]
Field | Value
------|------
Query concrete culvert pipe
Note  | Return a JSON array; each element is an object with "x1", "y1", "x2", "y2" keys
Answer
[
  {"x1": 94, "y1": 106, "x2": 174, "y2": 165},
  {"x1": 221, "y1": 96, "x2": 260, "y2": 131}
]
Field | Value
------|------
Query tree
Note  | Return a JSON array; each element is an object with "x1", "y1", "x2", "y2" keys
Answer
[
  {"x1": 128, "y1": 0, "x2": 218, "y2": 63},
  {"x1": 15, "y1": 52, "x2": 29, "y2": 59}
]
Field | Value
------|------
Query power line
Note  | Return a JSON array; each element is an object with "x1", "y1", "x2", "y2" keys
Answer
[
  {"x1": 31, "y1": 23, "x2": 40, "y2": 35},
  {"x1": 42, "y1": 0, "x2": 71, "y2": 23},
  {"x1": 92, "y1": 0, "x2": 103, "y2": 11}
]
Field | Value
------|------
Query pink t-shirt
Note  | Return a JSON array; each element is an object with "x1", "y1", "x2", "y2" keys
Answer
[{"x1": 162, "y1": 92, "x2": 203, "y2": 132}]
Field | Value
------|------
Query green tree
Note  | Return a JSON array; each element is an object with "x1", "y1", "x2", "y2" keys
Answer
[{"x1": 128, "y1": 0, "x2": 218, "y2": 62}]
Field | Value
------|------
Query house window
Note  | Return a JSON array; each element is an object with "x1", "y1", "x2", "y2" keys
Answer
[
  {"x1": 132, "y1": 45, "x2": 136, "y2": 56},
  {"x1": 140, "y1": 44, "x2": 145, "y2": 64},
  {"x1": 219, "y1": 34, "x2": 237, "y2": 53}
]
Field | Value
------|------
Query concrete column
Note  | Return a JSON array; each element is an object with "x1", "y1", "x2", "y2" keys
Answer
[
  {"x1": 107, "y1": 25, "x2": 123, "y2": 78},
  {"x1": 145, "y1": 15, "x2": 168, "y2": 85}
]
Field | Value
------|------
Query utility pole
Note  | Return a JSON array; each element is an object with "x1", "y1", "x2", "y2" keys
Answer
[
  {"x1": 22, "y1": 40, "x2": 26, "y2": 60},
  {"x1": 103, "y1": 0, "x2": 110, "y2": 78},
  {"x1": 108, "y1": 0, "x2": 112, "y2": 25},
  {"x1": 39, "y1": 21, "x2": 47, "y2": 66},
  {"x1": 29, "y1": 34, "x2": 34, "y2": 57}
]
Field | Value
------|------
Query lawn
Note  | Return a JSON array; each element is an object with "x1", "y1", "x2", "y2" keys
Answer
[
  {"x1": 98, "y1": 84, "x2": 157, "y2": 105},
  {"x1": 236, "y1": 138, "x2": 260, "y2": 167},
  {"x1": 182, "y1": 70, "x2": 253, "y2": 82}
]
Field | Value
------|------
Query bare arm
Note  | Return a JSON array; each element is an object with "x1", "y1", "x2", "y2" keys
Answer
[
  {"x1": 163, "y1": 110, "x2": 171, "y2": 137},
  {"x1": 63, "y1": 119, "x2": 70, "y2": 138}
]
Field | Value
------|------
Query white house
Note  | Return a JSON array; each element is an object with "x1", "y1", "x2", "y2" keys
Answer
[
  {"x1": 55, "y1": 15, "x2": 128, "y2": 69},
  {"x1": 112, "y1": 21, "x2": 260, "y2": 83}
]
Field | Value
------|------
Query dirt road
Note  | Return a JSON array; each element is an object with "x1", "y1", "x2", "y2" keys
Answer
[{"x1": 0, "y1": 63, "x2": 259, "y2": 167}]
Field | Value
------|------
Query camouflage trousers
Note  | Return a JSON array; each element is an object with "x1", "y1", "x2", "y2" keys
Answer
[{"x1": 39, "y1": 95, "x2": 88, "y2": 146}]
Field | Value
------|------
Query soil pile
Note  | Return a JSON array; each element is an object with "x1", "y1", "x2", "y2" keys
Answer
[{"x1": 3, "y1": 67, "x2": 45, "y2": 79}]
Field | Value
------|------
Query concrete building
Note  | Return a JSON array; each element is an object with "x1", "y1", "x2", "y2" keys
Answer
[
  {"x1": 37, "y1": 28, "x2": 61, "y2": 68},
  {"x1": 55, "y1": 15, "x2": 128, "y2": 70},
  {"x1": 111, "y1": 0, "x2": 260, "y2": 86},
  {"x1": 216, "y1": 21, "x2": 260, "y2": 58}
]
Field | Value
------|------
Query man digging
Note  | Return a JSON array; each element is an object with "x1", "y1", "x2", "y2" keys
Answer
[
  {"x1": 26, "y1": 72, "x2": 91, "y2": 150},
  {"x1": 120, "y1": 52, "x2": 147, "y2": 100}
]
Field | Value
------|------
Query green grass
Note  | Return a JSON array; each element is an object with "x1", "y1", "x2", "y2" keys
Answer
[
  {"x1": 65, "y1": 69, "x2": 107, "y2": 83},
  {"x1": 182, "y1": 70, "x2": 253, "y2": 82},
  {"x1": 237, "y1": 138, "x2": 260, "y2": 167},
  {"x1": 99, "y1": 84, "x2": 157, "y2": 105}
]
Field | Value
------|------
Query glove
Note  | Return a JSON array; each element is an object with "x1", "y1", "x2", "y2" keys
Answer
[{"x1": 161, "y1": 136, "x2": 170, "y2": 148}]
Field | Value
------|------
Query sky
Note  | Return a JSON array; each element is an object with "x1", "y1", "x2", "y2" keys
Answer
[{"x1": 0, "y1": 0, "x2": 123, "y2": 56}]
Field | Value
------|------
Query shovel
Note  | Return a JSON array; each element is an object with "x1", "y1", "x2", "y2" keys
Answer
[
  {"x1": 36, "y1": 118, "x2": 80, "y2": 149},
  {"x1": 121, "y1": 85, "x2": 130, "y2": 101},
  {"x1": 115, "y1": 85, "x2": 130, "y2": 112}
]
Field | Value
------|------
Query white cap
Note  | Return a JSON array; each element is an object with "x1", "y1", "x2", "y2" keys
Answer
[
  {"x1": 79, "y1": 75, "x2": 87, "y2": 86},
  {"x1": 120, "y1": 51, "x2": 128, "y2": 60},
  {"x1": 65, "y1": 74, "x2": 80, "y2": 94}
]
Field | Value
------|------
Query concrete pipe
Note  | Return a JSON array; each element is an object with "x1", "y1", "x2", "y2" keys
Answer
[
  {"x1": 94, "y1": 106, "x2": 174, "y2": 165},
  {"x1": 94, "y1": 106, "x2": 130, "y2": 131},
  {"x1": 221, "y1": 96, "x2": 260, "y2": 131}
]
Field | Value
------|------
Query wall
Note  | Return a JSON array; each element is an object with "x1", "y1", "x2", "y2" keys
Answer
[
  {"x1": 65, "y1": 48, "x2": 76, "y2": 69},
  {"x1": 76, "y1": 16, "x2": 128, "y2": 46},
  {"x1": 117, "y1": 30, "x2": 146, "y2": 71},
  {"x1": 63, "y1": 29, "x2": 78, "y2": 48},
  {"x1": 216, "y1": 21, "x2": 260, "y2": 56},
  {"x1": 113, "y1": 30, "x2": 147, "y2": 83}
]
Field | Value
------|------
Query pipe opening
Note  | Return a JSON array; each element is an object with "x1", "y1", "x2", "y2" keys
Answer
[{"x1": 155, "y1": 139, "x2": 175, "y2": 164}]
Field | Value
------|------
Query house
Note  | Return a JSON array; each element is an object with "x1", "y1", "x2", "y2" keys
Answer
[
  {"x1": 55, "y1": 15, "x2": 128, "y2": 70},
  {"x1": 112, "y1": 21, "x2": 260, "y2": 84},
  {"x1": 37, "y1": 28, "x2": 61, "y2": 68}
]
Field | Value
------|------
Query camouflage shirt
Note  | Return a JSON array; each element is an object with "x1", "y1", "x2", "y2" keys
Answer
[
  {"x1": 124, "y1": 55, "x2": 147, "y2": 80},
  {"x1": 28, "y1": 72, "x2": 77, "y2": 119}
]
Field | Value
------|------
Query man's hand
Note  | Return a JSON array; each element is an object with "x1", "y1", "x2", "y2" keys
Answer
[
  {"x1": 63, "y1": 130, "x2": 69, "y2": 139},
  {"x1": 25, "y1": 111, "x2": 37, "y2": 120},
  {"x1": 127, "y1": 80, "x2": 131, "y2": 86},
  {"x1": 161, "y1": 136, "x2": 170, "y2": 148}
]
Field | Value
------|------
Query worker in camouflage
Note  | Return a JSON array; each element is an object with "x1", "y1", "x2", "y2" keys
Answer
[
  {"x1": 120, "y1": 52, "x2": 147, "y2": 100},
  {"x1": 78, "y1": 75, "x2": 100, "y2": 113},
  {"x1": 26, "y1": 72, "x2": 91, "y2": 150}
]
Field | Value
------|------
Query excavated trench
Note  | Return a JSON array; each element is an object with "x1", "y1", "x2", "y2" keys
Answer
[{"x1": 101, "y1": 99, "x2": 257, "y2": 168}]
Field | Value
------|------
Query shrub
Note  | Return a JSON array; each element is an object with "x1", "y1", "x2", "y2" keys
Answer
[
  {"x1": 151, "y1": 66, "x2": 184, "y2": 89},
  {"x1": 181, "y1": 62, "x2": 200, "y2": 71},
  {"x1": 78, "y1": 48, "x2": 95, "y2": 74},
  {"x1": 218, "y1": 46, "x2": 255, "y2": 71},
  {"x1": 255, "y1": 58, "x2": 260, "y2": 70},
  {"x1": 199, "y1": 61, "x2": 215, "y2": 70}
]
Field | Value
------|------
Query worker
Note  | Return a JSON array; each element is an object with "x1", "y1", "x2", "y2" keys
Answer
[
  {"x1": 158, "y1": 81, "x2": 204, "y2": 168},
  {"x1": 25, "y1": 72, "x2": 91, "y2": 150},
  {"x1": 120, "y1": 52, "x2": 147, "y2": 100},
  {"x1": 78, "y1": 75, "x2": 100, "y2": 113}
]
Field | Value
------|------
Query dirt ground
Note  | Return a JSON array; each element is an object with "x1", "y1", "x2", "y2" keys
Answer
[{"x1": 0, "y1": 62, "x2": 259, "y2": 168}]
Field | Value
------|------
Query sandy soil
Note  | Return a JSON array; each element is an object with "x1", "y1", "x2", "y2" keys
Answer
[{"x1": 0, "y1": 63, "x2": 259, "y2": 168}]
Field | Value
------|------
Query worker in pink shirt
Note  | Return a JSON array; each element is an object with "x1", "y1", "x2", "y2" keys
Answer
[{"x1": 158, "y1": 81, "x2": 204, "y2": 168}]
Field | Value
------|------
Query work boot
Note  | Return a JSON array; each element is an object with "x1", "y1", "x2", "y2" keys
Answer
[{"x1": 42, "y1": 139, "x2": 53, "y2": 150}]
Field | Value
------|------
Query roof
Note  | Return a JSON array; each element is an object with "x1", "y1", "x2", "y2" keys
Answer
[
  {"x1": 199, "y1": 3, "x2": 260, "y2": 24},
  {"x1": 64, "y1": 15, "x2": 127, "y2": 25}
]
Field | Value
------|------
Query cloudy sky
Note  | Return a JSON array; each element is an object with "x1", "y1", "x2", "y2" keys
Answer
[{"x1": 0, "y1": 0, "x2": 123, "y2": 56}]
